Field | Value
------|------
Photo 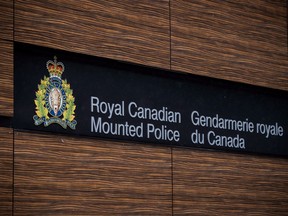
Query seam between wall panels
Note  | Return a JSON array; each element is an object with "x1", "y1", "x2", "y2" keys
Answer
[
  {"x1": 169, "y1": 0, "x2": 172, "y2": 71},
  {"x1": 12, "y1": 0, "x2": 15, "y2": 215},
  {"x1": 169, "y1": 2, "x2": 174, "y2": 215}
]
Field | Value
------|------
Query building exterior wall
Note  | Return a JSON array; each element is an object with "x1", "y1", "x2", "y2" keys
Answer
[{"x1": 0, "y1": 0, "x2": 287, "y2": 215}]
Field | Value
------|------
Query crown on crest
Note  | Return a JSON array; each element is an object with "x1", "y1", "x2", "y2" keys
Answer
[{"x1": 46, "y1": 56, "x2": 65, "y2": 78}]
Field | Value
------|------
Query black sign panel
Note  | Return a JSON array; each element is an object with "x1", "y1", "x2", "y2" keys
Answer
[{"x1": 14, "y1": 43, "x2": 288, "y2": 156}]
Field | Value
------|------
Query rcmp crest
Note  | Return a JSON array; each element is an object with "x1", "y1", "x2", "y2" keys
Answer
[{"x1": 33, "y1": 56, "x2": 77, "y2": 129}]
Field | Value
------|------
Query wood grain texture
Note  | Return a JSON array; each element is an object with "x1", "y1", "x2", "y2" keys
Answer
[
  {"x1": 173, "y1": 148, "x2": 288, "y2": 215},
  {"x1": 15, "y1": 0, "x2": 170, "y2": 69},
  {"x1": 0, "y1": 40, "x2": 13, "y2": 117},
  {"x1": 171, "y1": 0, "x2": 288, "y2": 91},
  {"x1": 14, "y1": 131, "x2": 172, "y2": 215},
  {"x1": 0, "y1": 0, "x2": 13, "y2": 40},
  {"x1": 0, "y1": 127, "x2": 13, "y2": 216}
]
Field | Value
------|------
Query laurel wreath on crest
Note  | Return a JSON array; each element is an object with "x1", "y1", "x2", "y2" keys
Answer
[
  {"x1": 62, "y1": 79, "x2": 76, "y2": 122},
  {"x1": 34, "y1": 76, "x2": 49, "y2": 119},
  {"x1": 34, "y1": 77, "x2": 76, "y2": 122}
]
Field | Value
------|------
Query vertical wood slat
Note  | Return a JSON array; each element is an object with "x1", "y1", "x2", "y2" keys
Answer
[
  {"x1": 173, "y1": 148, "x2": 288, "y2": 215},
  {"x1": 15, "y1": 0, "x2": 170, "y2": 69},
  {"x1": 0, "y1": 127, "x2": 13, "y2": 216},
  {"x1": 0, "y1": 40, "x2": 13, "y2": 117},
  {"x1": 14, "y1": 131, "x2": 172, "y2": 215},
  {"x1": 0, "y1": 0, "x2": 13, "y2": 40},
  {"x1": 171, "y1": 0, "x2": 288, "y2": 91}
]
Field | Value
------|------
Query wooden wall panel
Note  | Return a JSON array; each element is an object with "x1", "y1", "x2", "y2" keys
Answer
[
  {"x1": 0, "y1": 127, "x2": 13, "y2": 216},
  {"x1": 14, "y1": 131, "x2": 172, "y2": 215},
  {"x1": 0, "y1": 40, "x2": 13, "y2": 117},
  {"x1": 0, "y1": 0, "x2": 13, "y2": 40},
  {"x1": 15, "y1": 0, "x2": 170, "y2": 69},
  {"x1": 173, "y1": 148, "x2": 288, "y2": 215},
  {"x1": 171, "y1": 0, "x2": 288, "y2": 91}
]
